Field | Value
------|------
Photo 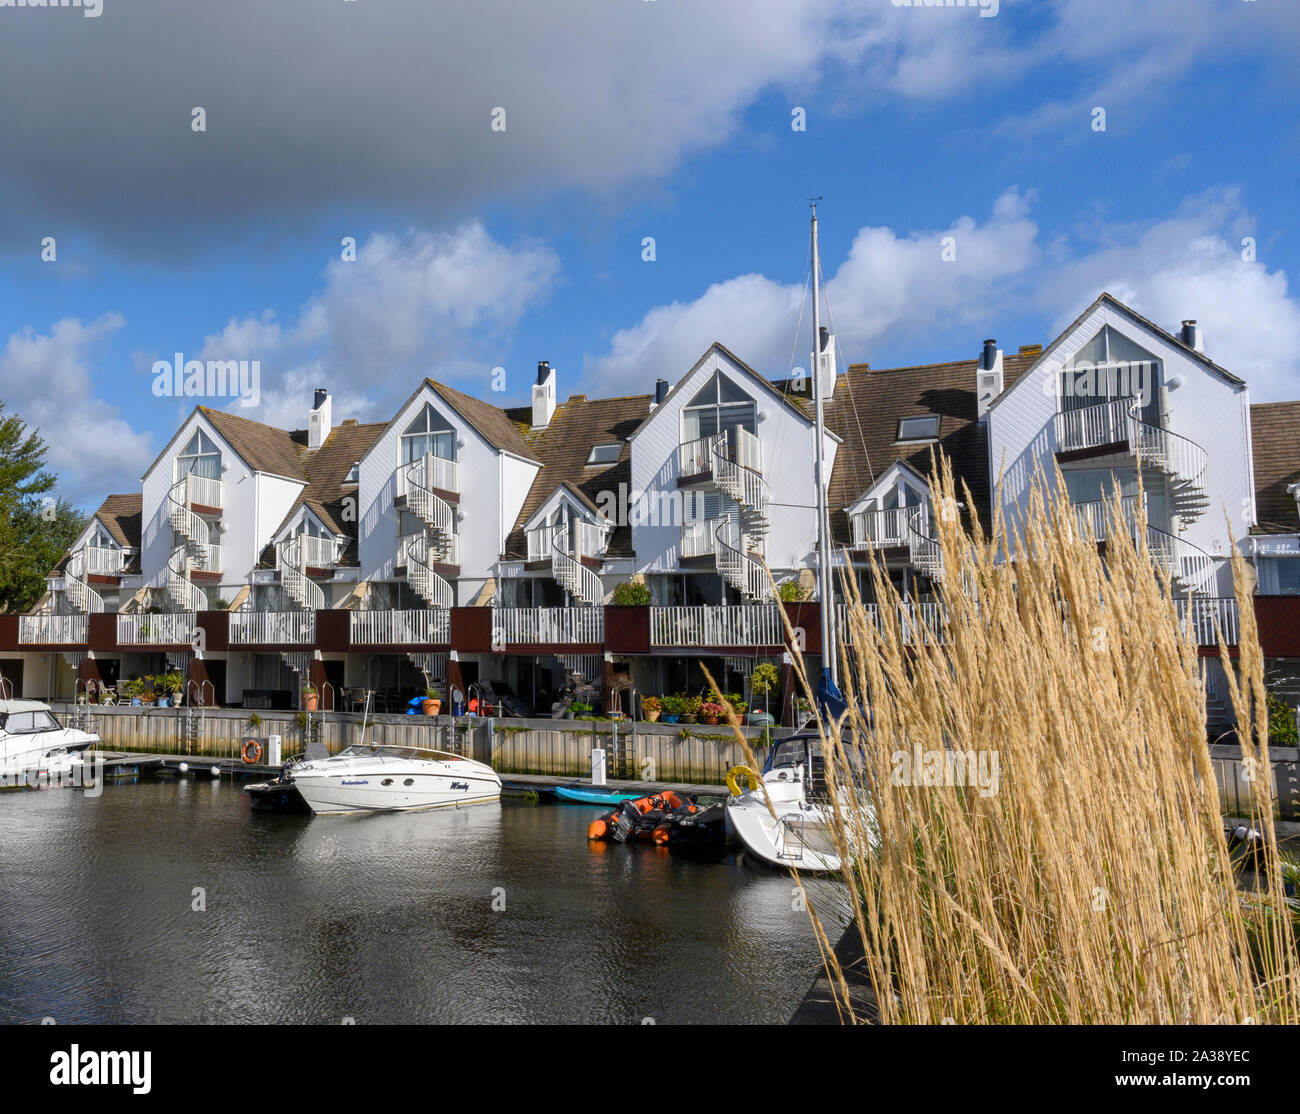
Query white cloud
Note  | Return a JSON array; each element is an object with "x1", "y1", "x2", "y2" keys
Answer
[
  {"x1": 582, "y1": 187, "x2": 1300, "y2": 403},
  {"x1": 197, "y1": 223, "x2": 561, "y2": 429},
  {"x1": 0, "y1": 314, "x2": 155, "y2": 507}
]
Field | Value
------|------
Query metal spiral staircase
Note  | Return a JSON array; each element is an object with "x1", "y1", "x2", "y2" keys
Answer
[
  {"x1": 907, "y1": 508, "x2": 944, "y2": 582},
  {"x1": 705, "y1": 431, "x2": 772, "y2": 600},
  {"x1": 404, "y1": 534, "x2": 453, "y2": 610},
  {"x1": 278, "y1": 537, "x2": 325, "y2": 611},
  {"x1": 166, "y1": 477, "x2": 214, "y2": 611},
  {"x1": 404, "y1": 457, "x2": 456, "y2": 555},
  {"x1": 64, "y1": 550, "x2": 105, "y2": 614},
  {"x1": 1127, "y1": 409, "x2": 1210, "y2": 525},
  {"x1": 548, "y1": 523, "x2": 604, "y2": 606}
]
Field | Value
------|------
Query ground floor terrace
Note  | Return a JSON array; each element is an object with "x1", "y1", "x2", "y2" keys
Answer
[{"x1": 1, "y1": 595, "x2": 1289, "y2": 729}]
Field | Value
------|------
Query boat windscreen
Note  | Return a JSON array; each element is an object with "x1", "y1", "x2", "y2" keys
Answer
[{"x1": 0, "y1": 709, "x2": 62, "y2": 734}]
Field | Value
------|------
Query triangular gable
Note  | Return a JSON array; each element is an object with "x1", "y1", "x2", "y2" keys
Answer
[
  {"x1": 987, "y1": 291, "x2": 1246, "y2": 419},
  {"x1": 844, "y1": 459, "x2": 931, "y2": 514},
  {"x1": 522, "y1": 482, "x2": 605, "y2": 532}
]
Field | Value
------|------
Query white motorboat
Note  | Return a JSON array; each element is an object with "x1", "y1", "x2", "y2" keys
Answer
[
  {"x1": 726, "y1": 733, "x2": 873, "y2": 873},
  {"x1": 286, "y1": 743, "x2": 502, "y2": 816},
  {"x1": 0, "y1": 700, "x2": 99, "y2": 783}
]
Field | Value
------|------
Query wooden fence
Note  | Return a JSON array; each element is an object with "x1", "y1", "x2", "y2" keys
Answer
[{"x1": 54, "y1": 705, "x2": 785, "y2": 786}]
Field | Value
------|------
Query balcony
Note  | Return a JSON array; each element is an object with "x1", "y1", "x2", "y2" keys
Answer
[
  {"x1": 850, "y1": 507, "x2": 912, "y2": 549},
  {"x1": 19, "y1": 614, "x2": 88, "y2": 644},
  {"x1": 230, "y1": 610, "x2": 317, "y2": 645},
  {"x1": 176, "y1": 473, "x2": 223, "y2": 511},
  {"x1": 396, "y1": 453, "x2": 458, "y2": 498},
  {"x1": 117, "y1": 612, "x2": 197, "y2": 646},
  {"x1": 351, "y1": 609, "x2": 450, "y2": 646},
  {"x1": 1174, "y1": 597, "x2": 1240, "y2": 646},
  {"x1": 678, "y1": 426, "x2": 763, "y2": 481},
  {"x1": 83, "y1": 545, "x2": 126, "y2": 576},
  {"x1": 282, "y1": 534, "x2": 337, "y2": 569},
  {"x1": 492, "y1": 606, "x2": 604, "y2": 646},
  {"x1": 837, "y1": 601, "x2": 947, "y2": 647},
  {"x1": 399, "y1": 530, "x2": 459, "y2": 569},
  {"x1": 650, "y1": 604, "x2": 782, "y2": 648},
  {"x1": 1071, "y1": 495, "x2": 1142, "y2": 542},
  {"x1": 526, "y1": 520, "x2": 607, "y2": 563}
]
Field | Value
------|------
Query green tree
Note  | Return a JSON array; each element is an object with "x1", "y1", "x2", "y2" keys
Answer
[{"x1": 0, "y1": 401, "x2": 86, "y2": 613}]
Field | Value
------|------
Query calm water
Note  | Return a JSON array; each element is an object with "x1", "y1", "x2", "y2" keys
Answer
[{"x1": 0, "y1": 778, "x2": 837, "y2": 1024}]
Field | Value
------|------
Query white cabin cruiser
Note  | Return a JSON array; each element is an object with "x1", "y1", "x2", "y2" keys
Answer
[
  {"x1": 726, "y1": 734, "x2": 871, "y2": 873},
  {"x1": 286, "y1": 744, "x2": 502, "y2": 816},
  {"x1": 0, "y1": 700, "x2": 98, "y2": 782}
]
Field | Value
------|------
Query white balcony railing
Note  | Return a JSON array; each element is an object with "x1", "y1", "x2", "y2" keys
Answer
[
  {"x1": 851, "y1": 507, "x2": 911, "y2": 549},
  {"x1": 117, "y1": 612, "x2": 197, "y2": 646},
  {"x1": 682, "y1": 519, "x2": 718, "y2": 558},
  {"x1": 1071, "y1": 495, "x2": 1142, "y2": 542},
  {"x1": 396, "y1": 453, "x2": 459, "y2": 497},
  {"x1": 83, "y1": 546, "x2": 125, "y2": 576},
  {"x1": 351, "y1": 609, "x2": 450, "y2": 645},
  {"x1": 18, "y1": 614, "x2": 88, "y2": 644},
  {"x1": 294, "y1": 535, "x2": 337, "y2": 568},
  {"x1": 229, "y1": 610, "x2": 317, "y2": 644},
  {"x1": 1054, "y1": 397, "x2": 1135, "y2": 454},
  {"x1": 492, "y1": 606, "x2": 604, "y2": 645},
  {"x1": 179, "y1": 473, "x2": 223, "y2": 509},
  {"x1": 650, "y1": 604, "x2": 783, "y2": 647},
  {"x1": 1174, "y1": 597, "x2": 1240, "y2": 647},
  {"x1": 528, "y1": 520, "x2": 609, "y2": 562}
]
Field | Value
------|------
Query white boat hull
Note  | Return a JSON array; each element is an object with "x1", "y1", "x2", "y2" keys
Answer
[
  {"x1": 288, "y1": 752, "x2": 502, "y2": 816},
  {"x1": 726, "y1": 793, "x2": 842, "y2": 873}
]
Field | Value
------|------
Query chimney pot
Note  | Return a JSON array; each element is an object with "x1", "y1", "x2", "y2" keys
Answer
[
  {"x1": 654, "y1": 378, "x2": 670, "y2": 404},
  {"x1": 982, "y1": 340, "x2": 997, "y2": 370},
  {"x1": 537, "y1": 360, "x2": 550, "y2": 385},
  {"x1": 1180, "y1": 320, "x2": 1204, "y2": 353}
]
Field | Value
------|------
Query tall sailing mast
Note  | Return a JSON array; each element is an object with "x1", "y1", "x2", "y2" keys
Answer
[{"x1": 809, "y1": 201, "x2": 838, "y2": 689}]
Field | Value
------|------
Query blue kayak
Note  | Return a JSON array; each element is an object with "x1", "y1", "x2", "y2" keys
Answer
[{"x1": 554, "y1": 786, "x2": 641, "y2": 806}]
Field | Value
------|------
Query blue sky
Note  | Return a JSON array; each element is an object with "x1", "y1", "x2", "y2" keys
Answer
[{"x1": 1, "y1": 0, "x2": 1298, "y2": 509}]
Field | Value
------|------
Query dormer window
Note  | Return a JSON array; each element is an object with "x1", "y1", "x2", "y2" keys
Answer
[
  {"x1": 682, "y1": 371, "x2": 756, "y2": 442},
  {"x1": 344, "y1": 461, "x2": 359, "y2": 484},
  {"x1": 586, "y1": 443, "x2": 622, "y2": 466},
  {"x1": 177, "y1": 429, "x2": 222, "y2": 479},
  {"x1": 401, "y1": 403, "x2": 455, "y2": 465},
  {"x1": 896, "y1": 415, "x2": 940, "y2": 443}
]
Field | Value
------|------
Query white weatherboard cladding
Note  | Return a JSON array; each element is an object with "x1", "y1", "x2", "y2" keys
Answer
[
  {"x1": 356, "y1": 385, "x2": 540, "y2": 591},
  {"x1": 139, "y1": 412, "x2": 284, "y2": 594},
  {"x1": 629, "y1": 347, "x2": 832, "y2": 577},
  {"x1": 988, "y1": 303, "x2": 1253, "y2": 591}
]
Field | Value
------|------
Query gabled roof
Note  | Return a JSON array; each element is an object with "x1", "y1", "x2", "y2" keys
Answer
[
  {"x1": 427, "y1": 380, "x2": 542, "y2": 463},
  {"x1": 1250, "y1": 400, "x2": 1300, "y2": 534},
  {"x1": 49, "y1": 493, "x2": 142, "y2": 577},
  {"x1": 196, "y1": 407, "x2": 309, "y2": 481},
  {"x1": 261, "y1": 419, "x2": 387, "y2": 567},
  {"x1": 988, "y1": 293, "x2": 1245, "y2": 423},
  {"x1": 90, "y1": 493, "x2": 142, "y2": 549},
  {"x1": 816, "y1": 352, "x2": 1039, "y2": 545},
  {"x1": 842, "y1": 458, "x2": 930, "y2": 512},
  {"x1": 625, "y1": 342, "x2": 819, "y2": 444},
  {"x1": 502, "y1": 392, "x2": 651, "y2": 560}
]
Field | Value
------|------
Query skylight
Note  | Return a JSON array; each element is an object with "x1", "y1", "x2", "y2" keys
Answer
[
  {"x1": 896, "y1": 415, "x2": 940, "y2": 442},
  {"x1": 586, "y1": 443, "x2": 622, "y2": 465}
]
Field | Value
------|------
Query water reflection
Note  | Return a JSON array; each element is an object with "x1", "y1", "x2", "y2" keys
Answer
[{"x1": 0, "y1": 781, "x2": 835, "y2": 1024}]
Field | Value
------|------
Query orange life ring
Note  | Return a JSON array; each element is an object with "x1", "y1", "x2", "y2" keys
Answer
[{"x1": 241, "y1": 739, "x2": 264, "y2": 765}]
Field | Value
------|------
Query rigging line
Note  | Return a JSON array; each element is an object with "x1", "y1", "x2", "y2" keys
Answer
[
  {"x1": 769, "y1": 265, "x2": 813, "y2": 482},
  {"x1": 818, "y1": 256, "x2": 874, "y2": 496}
]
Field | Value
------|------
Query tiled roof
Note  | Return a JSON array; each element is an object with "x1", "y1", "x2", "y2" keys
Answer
[
  {"x1": 261, "y1": 419, "x2": 387, "y2": 567},
  {"x1": 1250, "y1": 401, "x2": 1300, "y2": 534},
  {"x1": 50, "y1": 493, "x2": 142, "y2": 577},
  {"x1": 428, "y1": 380, "x2": 542, "y2": 463},
  {"x1": 810, "y1": 353, "x2": 1039, "y2": 544},
  {"x1": 198, "y1": 406, "x2": 309, "y2": 481},
  {"x1": 502, "y1": 393, "x2": 652, "y2": 559}
]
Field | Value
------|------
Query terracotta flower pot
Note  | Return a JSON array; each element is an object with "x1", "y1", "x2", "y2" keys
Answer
[
  {"x1": 644, "y1": 710, "x2": 660, "y2": 722},
  {"x1": 422, "y1": 699, "x2": 441, "y2": 716},
  {"x1": 304, "y1": 693, "x2": 319, "y2": 711},
  {"x1": 702, "y1": 715, "x2": 720, "y2": 725}
]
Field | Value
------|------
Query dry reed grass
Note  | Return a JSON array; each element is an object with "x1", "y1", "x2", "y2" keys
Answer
[{"x1": 719, "y1": 454, "x2": 1299, "y2": 1024}]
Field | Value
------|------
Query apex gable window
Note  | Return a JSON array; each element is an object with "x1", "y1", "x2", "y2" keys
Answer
[
  {"x1": 896, "y1": 415, "x2": 940, "y2": 443},
  {"x1": 586, "y1": 443, "x2": 622, "y2": 466},
  {"x1": 401, "y1": 403, "x2": 455, "y2": 465},
  {"x1": 176, "y1": 429, "x2": 222, "y2": 479},
  {"x1": 343, "y1": 461, "x2": 359, "y2": 484},
  {"x1": 1059, "y1": 326, "x2": 1161, "y2": 424},
  {"x1": 681, "y1": 371, "x2": 757, "y2": 443}
]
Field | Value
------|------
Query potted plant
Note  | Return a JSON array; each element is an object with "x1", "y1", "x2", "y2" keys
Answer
[
  {"x1": 749, "y1": 663, "x2": 780, "y2": 725},
  {"x1": 661, "y1": 694, "x2": 684, "y2": 724},
  {"x1": 303, "y1": 683, "x2": 319, "y2": 712},
  {"x1": 611, "y1": 580, "x2": 651, "y2": 606},
  {"x1": 700, "y1": 700, "x2": 726, "y2": 725},
  {"x1": 725, "y1": 693, "x2": 748, "y2": 719},
  {"x1": 421, "y1": 687, "x2": 442, "y2": 716},
  {"x1": 641, "y1": 695, "x2": 662, "y2": 723},
  {"x1": 777, "y1": 580, "x2": 807, "y2": 603},
  {"x1": 122, "y1": 677, "x2": 145, "y2": 706},
  {"x1": 140, "y1": 677, "x2": 158, "y2": 706},
  {"x1": 681, "y1": 694, "x2": 702, "y2": 724}
]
